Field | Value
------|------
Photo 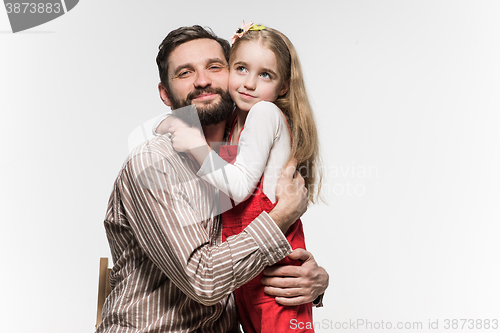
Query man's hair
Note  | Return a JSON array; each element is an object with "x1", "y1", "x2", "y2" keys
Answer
[{"x1": 156, "y1": 25, "x2": 231, "y2": 91}]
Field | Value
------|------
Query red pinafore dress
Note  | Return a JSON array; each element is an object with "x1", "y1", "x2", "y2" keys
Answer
[{"x1": 218, "y1": 117, "x2": 314, "y2": 333}]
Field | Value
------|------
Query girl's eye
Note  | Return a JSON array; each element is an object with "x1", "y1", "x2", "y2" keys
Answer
[
  {"x1": 260, "y1": 72, "x2": 271, "y2": 79},
  {"x1": 236, "y1": 66, "x2": 248, "y2": 73}
]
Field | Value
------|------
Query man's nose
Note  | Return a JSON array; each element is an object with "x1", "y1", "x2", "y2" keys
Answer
[{"x1": 194, "y1": 70, "x2": 211, "y2": 88}]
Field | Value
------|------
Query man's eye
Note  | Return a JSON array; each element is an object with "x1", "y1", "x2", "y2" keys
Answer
[
  {"x1": 209, "y1": 65, "x2": 222, "y2": 70},
  {"x1": 178, "y1": 70, "x2": 190, "y2": 77}
]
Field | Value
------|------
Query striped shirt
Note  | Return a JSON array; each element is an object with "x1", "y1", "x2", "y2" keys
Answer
[{"x1": 97, "y1": 135, "x2": 292, "y2": 333}]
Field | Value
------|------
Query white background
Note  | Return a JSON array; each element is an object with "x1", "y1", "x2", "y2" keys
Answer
[{"x1": 1, "y1": 1, "x2": 499, "y2": 332}]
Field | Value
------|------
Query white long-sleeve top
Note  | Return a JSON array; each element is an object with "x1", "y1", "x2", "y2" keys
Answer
[{"x1": 197, "y1": 101, "x2": 291, "y2": 203}]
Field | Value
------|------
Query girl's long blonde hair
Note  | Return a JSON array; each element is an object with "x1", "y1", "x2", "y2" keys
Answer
[{"x1": 230, "y1": 27, "x2": 323, "y2": 203}]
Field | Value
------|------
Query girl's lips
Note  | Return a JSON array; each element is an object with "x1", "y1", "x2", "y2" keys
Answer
[{"x1": 239, "y1": 92, "x2": 255, "y2": 99}]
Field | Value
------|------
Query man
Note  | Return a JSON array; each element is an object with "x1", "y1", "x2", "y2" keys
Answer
[{"x1": 98, "y1": 25, "x2": 328, "y2": 332}]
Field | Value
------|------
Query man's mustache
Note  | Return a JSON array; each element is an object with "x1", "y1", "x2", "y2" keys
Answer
[{"x1": 187, "y1": 87, "x2": 225, "y2": 101}]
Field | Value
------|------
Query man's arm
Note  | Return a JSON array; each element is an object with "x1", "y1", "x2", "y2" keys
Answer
[
  {"x1": 266, "y1": 159, "x2": 329, "y2": 305},
  {"x1": 119, "y1": 148, "x2": 306, "y2": 306}
]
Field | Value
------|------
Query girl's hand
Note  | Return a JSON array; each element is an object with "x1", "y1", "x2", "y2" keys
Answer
[
  {"x1": 169, "y1": 126, "x2": 206, "y2": 153},
  {"x1": 156, "y1": 115, "x2": 189, "y2": 135}
]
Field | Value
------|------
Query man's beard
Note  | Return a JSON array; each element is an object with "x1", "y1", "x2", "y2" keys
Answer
[{"x1": 169, "y1": 87, "x2": 234, "y2": 127}]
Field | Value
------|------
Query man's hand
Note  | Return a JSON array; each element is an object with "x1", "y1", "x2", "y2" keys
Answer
[
  {"x1": 269, "y1": 158, "x2": 308, "y2": 233},
  {"x1": 261, "y1": 248, "x2": 328, "y2": 306}
]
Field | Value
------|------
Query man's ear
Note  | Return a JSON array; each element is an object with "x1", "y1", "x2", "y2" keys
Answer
[
  {"x1": 279, "y1": 80, "x2": 290, "y2": 97},
  {"x1": 158, "y1": 82, "x2": 172, "y2": 107}
]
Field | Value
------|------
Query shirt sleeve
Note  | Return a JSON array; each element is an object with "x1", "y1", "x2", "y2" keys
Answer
[
  {"x1": 119, "y1": 150, "x2": 292, "y2": 306},
  {"x1": 152, "y1": 111, "x2": 172, "y2": 136},
  {"x1": 197, "y1": 101, "x2": 284, "y2": 202}
]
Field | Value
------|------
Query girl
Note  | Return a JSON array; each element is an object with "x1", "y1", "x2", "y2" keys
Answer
[{"x1": 167, "y1": 22, "x2": 322, "y2": 333}]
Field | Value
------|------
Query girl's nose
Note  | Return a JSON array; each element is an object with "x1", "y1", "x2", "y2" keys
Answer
[{"x1": 244, "y1": 76, "x2": 256, "y2": 90}]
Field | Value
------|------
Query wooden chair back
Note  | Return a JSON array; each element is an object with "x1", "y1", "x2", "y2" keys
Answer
[{"x1": 96, "y1": 257, "x2": 112, "y2": 328}]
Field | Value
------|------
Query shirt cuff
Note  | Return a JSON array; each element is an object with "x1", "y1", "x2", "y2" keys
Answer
[
  {"x1": 244, "y1": 211, "x2": 292, "y2": 266},
  {"x1": 152, "y1": 112, "x2": 172, "y2": 136},
  {"x1": 313, "y1": 294, "x2": 324, "y2": 307}
]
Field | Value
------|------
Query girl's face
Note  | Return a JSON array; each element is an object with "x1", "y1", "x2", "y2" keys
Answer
[{"x1": 228, "y1": 41, "x2": 288, "y2": 112}]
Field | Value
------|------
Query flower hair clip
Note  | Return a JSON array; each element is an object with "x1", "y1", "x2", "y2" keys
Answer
[{"x1": 230, "y1": 21, "x2": 266, "y2": 44}]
